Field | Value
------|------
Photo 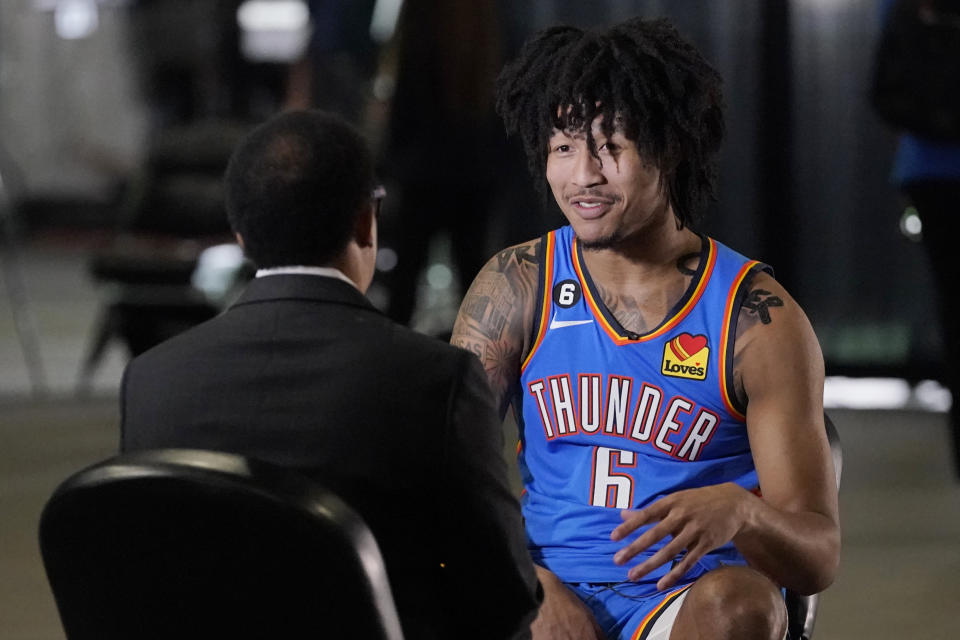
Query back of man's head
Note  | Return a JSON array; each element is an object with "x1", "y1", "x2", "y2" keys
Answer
[{"x1": 225, "y1": 110, "x2": 374, "y2": 268}]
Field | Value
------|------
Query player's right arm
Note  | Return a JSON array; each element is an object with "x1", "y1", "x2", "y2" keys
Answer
[
  {"x1": 451, "y1": 238, "x2": 541, "y2": 419},
  {"x1": 453, "y1": 239, "x2": 606, "y2": 640}
]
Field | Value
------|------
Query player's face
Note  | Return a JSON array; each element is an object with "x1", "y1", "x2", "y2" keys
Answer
[{"x1": 545, "y1": 116, "x2": 671, "y2": 250}]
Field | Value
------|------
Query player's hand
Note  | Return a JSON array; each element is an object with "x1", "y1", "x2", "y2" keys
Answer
[
  {"x1": 530, "y1": 565, "x2": 605, "y2": 640},
  {"x1": 610, "y1": 482, "x2": 757, "y2": 591}
]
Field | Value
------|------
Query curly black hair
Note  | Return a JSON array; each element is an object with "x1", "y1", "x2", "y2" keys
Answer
[
  {"x1": 495, "y1": 17, "x2": 725, "y2": 228},
  {"x1": 225, "y1": 110, "x2": 375, "y2": 268}
]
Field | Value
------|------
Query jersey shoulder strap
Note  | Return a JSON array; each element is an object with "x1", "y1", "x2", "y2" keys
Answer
[{"x1": 523, "y1": 230, "x2": 557, "y2": 369}]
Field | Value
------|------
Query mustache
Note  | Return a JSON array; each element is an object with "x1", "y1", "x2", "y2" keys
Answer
[{"x1": 565, "y1": 189, "x2": 621, "y2": 202}]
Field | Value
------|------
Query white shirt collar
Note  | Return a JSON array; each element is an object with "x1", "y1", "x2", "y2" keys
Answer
[{"x1": 254, "y1": 265, "x2": 358, "y2": 290}]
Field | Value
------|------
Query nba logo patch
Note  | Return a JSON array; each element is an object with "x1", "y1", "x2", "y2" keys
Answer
[{"x1": 661, "y1": 333, "x2": 709, "y2": 380}]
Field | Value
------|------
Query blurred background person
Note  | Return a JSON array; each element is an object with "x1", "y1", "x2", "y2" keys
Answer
[
  {"x1": 871, "y1": 0, "x2": 960, "y2": 477},
  {"x1": 376, "y1": 0, "x2": 540, "y2": 334},
  {"x1": 283, "y1": 0, "x2": 379, "y2": 125}
]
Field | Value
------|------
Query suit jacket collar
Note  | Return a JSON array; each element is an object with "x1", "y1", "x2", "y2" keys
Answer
[{"x1": 230, "y1": 273, "x2": 383, "y2": 315}]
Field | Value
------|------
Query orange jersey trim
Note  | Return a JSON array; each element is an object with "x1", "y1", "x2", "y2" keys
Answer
[
  {"x1": 630, "y1": 582, "x2": 693, "y2": 640},
  {"x1": 521, "y1": 232, "x2": 556, "y2": 372},
  {"x1": 574, "y1": 237, "x2": 718, "y2": 346},
  {"x1": 719, "y1": 260, "x2": 763, "y2": 421}
]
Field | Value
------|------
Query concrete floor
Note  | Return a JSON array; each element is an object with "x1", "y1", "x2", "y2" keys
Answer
[{"x1": 2, "y1": 234, "x2": 959, "y2": 638}]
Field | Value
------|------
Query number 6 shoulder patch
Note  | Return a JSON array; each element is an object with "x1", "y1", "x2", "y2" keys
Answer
[
  {"x1": 552, "y1": 279, "x2": 582, "y2": 308},
  {"x1": 661, "y1": 332, "x2": 709, "y2": 380}
]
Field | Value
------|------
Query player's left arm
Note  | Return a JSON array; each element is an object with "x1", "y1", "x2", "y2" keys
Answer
[
  {"x1": 612, "y1": 272, "x2": 840, "y2": 595},
  {"x1": 729, "y1": 272, "x2": 840, "y2": 592}
]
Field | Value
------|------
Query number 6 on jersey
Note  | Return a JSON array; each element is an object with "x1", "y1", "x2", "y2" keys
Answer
[{"x1": 590, "y1": 446, "x2": 636, "y2": 508}]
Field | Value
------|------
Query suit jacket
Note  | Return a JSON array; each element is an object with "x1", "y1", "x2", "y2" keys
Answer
[{"x1": 121, "y1": 274, "x2": 540, "y2": 639}]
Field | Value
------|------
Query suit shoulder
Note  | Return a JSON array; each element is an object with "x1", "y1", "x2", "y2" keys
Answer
[
  {"x1": 383, "y1": 322, "x2": 475, "y2": 369},
  {"x1": 124, "y1": 312, "x2": 229, "y2": 372}
]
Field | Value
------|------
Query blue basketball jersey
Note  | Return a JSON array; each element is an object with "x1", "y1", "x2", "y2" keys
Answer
[{"x1": 516, "y1": 225, "x2": 771, "y2": 585}]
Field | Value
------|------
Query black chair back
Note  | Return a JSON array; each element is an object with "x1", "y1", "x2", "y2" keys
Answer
[{"x1": 39, "y1": 449, "x2": 404, "y2": 640}]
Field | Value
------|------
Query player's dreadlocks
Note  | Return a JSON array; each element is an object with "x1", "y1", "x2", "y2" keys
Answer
[{"x1": 495, "y1": 17, "x2": 725, "y2": 228}]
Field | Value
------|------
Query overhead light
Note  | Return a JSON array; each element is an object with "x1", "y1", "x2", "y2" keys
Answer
[
  {"x1": 376, "y1": 247, "x2": 398, "y2": 272},
  {"x1": 236, "y1": 0, "x2": 311, "y2": 63},
  {"x1": 426, "y1": 263, "x2": 453, "y2": 290},
  {"x1": 370, "y1": 0, "x2": 404, "y2": 43},
  {"x1": 54, "y1": 0, "x2": 99, "y2": 40},
  {"x1": 899, "y1": 206, "x2": 923, "y2": 241},
  {"x1": 237, "y1": 0, "x2": 309, "y2": 32}
]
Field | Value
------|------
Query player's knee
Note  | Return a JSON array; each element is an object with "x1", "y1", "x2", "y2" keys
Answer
[{"x1": 686, "y1": 567, "x2": 786, "y2": 639}]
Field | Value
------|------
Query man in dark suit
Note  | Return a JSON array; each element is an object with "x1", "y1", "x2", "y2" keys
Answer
[{"x1": 120, "y1": 110, "x2": 541, "y2": 639}]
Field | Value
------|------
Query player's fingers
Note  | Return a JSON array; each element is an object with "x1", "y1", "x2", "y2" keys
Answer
[
  {"x1": 612, "y1": 519, "x2": 674, "y2": 564},
  {"x1": 655, "y1": 542, "x2": 710, "y2": 591},
  {"x1": 611, "y1": 508, "x2": 652, "y2": 540},
  {"x1": 623, "y1": 535, "x2": 691, "y2": 582},
  {"x1": 612, "y1": 500, "x2": 672, "y2": 539}
]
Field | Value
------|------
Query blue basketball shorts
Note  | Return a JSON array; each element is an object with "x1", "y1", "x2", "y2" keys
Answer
[{"x1": 568, "y1": 580, "x2": 694, "y2": 640}]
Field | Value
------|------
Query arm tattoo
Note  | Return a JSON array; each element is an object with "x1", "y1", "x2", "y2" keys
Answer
[
  {"x1": 452, "y1": 240, "x2": 539, "y2": 415},
  {"x1": 459, "y1": 244, "x2": 537, "y2": 342},
  {"x1": 459, "y1": 270, "x2": 513, "y2": 342},
  {"x1": 481, "y1": 340, "x2": 520, "y2": 385},
  {"x1": 457, "y1": 340, "x2": 485, "y2": 361},
  {"x1": 742, "y1": 289, "x2": 784, "y2": 325},
  {"x1": 731, "y1": 286, "x2": 785, "y2": 406},
  {"x1": 496, "y1": 244, "x2": 538, "y2": 272}
]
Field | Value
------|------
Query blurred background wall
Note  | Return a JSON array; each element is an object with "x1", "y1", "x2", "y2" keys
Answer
[
  {"x1": 1, "y1": 0, "x2": 941, "y2": 397},
  {"x1": 2, "y1": 2, "x2": 958, "y2": 638},
  {"x1": 0, "y1": 0, "x2": 147, "y2": 209}
]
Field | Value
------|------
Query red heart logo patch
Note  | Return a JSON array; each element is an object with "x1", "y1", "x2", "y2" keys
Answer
[{"x1": 669, "y1": 333, "x2": 707, "y2": 361}]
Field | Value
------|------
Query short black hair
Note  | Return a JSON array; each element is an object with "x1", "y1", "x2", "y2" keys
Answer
[
  {"x1": 495, "y1": 17, "x2": 725, "y2": 228},
  {"x1": 225, "y1": 110, "x2": 375, "y2": 268}
]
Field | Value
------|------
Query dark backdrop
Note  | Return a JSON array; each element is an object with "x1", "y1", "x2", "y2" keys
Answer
[{"x1": 517, "y1": 0, "x2": 941, "y2": 380}]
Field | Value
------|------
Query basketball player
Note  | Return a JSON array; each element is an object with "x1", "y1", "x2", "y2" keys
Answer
[{"x1": 451, "y1": 17, "x2": 840, "y2": 640}]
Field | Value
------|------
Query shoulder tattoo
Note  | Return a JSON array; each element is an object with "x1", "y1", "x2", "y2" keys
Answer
[
  {"x1": 731, "y1": 286, "x2": 785, "y2": 406},
  {"x1": 496, "y1": 244, "x2": 539, "y2": 272},
  {"x1": 742, "y1": 288, "x2": 784, "y2": 325}
]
